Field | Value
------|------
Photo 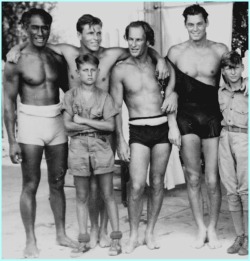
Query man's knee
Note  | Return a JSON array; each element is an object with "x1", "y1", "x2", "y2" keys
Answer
[
  {"x1": 23, "y1": 181, "x2": 39, "y2": 195},
  {"x1": 150, "y1": 176, "x2": 164, "y2": 195},
  {"x1": 130, "y1": 182, "x2": 145, "y2": 200},
  {"x1": 49, "y1": 167, "x2": 66, "y2": 190},
  {"x1": 205, "y1": 174, "x2": 220, "y2": 193},
  {"x1": 185, "y1": 169, "x2": 201, "y2": 188}
]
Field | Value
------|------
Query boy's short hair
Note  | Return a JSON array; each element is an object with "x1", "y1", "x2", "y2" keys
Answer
[
  {"x1": 183, "y1": 4, "x2": 209, "y2": 23},
  {"x1": 124, "y1": 21, "x2": 155, "y2": 46},
  {"x1": 76, "y1": 14, "x2": 102, "y2": 33},
  {"x1": 221, "y1": 51, "x2": 242, "y2": 68},
  {"x1": 20, "y1": 8, "x2": 52, "y2": 27},
  {"x1": 75, "y1": 54, "x2": 99, "y2": 69}
]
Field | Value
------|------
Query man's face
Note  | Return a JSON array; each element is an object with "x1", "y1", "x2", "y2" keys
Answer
[
  {"x1": 26, "y1": 15, "x2": 50, "y2": 48},
  {"x1": 185, "y1": 14, "x2": 208, "y2": 41},
  {"x1": 127, "y1": 26, "x2": 149, "y2": 58},
  {"x1": 78, "y1": 24, "x2": 102, "y2": 52},
  {"x1": 77, "y1": 62, "x2": 99, "y2": 85},
  {"x1": 222, "y1": 64, "x2": 244, "y2": 84}
]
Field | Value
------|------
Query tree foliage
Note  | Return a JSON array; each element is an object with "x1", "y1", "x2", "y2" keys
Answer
[
  {"x1": 232, "y1": 2, "x2": 248, "y2": 56},
  {"x1": 2, "y1": 2, "x2": 56, "y2": 61}
]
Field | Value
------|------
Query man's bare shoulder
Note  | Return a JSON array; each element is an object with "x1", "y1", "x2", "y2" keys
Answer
[
  {"x1": 209, "y1": 40, "x2": 229, "y2": 56},
  {"x1": 112, "y1": 59, "x2": 133, "y2": 77},
  {"x1": 167, "y1": 41, "x2": 189, "y2": 62}
]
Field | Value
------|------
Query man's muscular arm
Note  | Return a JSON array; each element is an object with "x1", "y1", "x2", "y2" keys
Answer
[
  {"x1": 107, "y1": 47, "x2": 169, "y2": 80},
  {"x1": 4, "y1": 62, "x2": 22, "y2": 163},
  {"x1": 7, "y1": 41, "x2": 76, "y2": 63},
  {"x1": 110, "y1": 65, "x2": 130, "y2": 162}
]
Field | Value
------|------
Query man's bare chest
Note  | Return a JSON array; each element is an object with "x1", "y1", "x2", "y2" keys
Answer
[
  {"x1": 20, "y1": 55, "x2": 59, "y2": 85},
  {"x1": 177, "y1": 52, "x2": 220, "y2": 79}
]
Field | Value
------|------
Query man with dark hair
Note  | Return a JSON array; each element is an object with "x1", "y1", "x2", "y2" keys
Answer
[
  {"x1": 7, "y1": 13, "x2": 177, "y2": 250},
  {"x1": 4, "y1": 8, "x2": 77, "y2": 258},
  {"x1": 111, "y1": 20, "x2": 180, "y2": 254},
  {"x1": 167, "y1": 4, "x2": 228, "y2": 249}
]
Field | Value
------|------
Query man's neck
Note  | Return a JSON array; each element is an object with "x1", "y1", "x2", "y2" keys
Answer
[
  {"x1": 131, "y1": 52, "x2": 150, "y2": 67},
  {"x1": 189, "y1": 34, "x2": 208, "y2": 48},
  {"x1": 27, "y1": 44, "x2": 46, "y2": 54},
  {"x1": 79, "y1": 44, "x2": 103, "y2": 57}
]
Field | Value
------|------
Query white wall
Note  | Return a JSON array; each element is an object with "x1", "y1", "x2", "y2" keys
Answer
[{"x1": 50, "y1": 2, "x2": 144, "y2": 47}]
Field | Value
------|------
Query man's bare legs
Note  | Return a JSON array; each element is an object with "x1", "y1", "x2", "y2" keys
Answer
[
  {"x1": 19, "y1": 142, "x2": 77, "y2": 258},
  {"x1": 146, "y1": 143, "x2": 172, "y2": 249},
  {"x1": 202, "y1": 138, "x2": 221, "y2": 248},
  {"x1": 125, "y1": 143, "x2": 150, "y2": 254},
  {"x1": 20, "y1": 144, "x2": 43, "y2": 258},
  {"x1": 89, "y1": 176, "x2": 109, "y2": 248},
  {"x1": 45, "y1": 143, "x2": 78, "y2": 248},
  {"x1": 181, "y1": 135, "x2": 207, "y2": 248}
]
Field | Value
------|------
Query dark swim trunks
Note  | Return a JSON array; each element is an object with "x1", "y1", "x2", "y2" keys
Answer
[
  {"x1": 129, "y1": 121, "x2": 170, "y2": 148},
  {"x1": 166, "y1": 57, "x2": 222, "y2": 139}
]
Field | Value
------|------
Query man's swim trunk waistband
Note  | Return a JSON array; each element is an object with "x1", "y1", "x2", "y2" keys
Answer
[
  {"x1": 129, "y1": 121, "x2": 170, "y2": 148},
  {"x1": 19, "y1": 102, "x2": 62, "y2": 117},
  {"x1": 129, "y1": 115, "x2": 168, "y2": 126}
]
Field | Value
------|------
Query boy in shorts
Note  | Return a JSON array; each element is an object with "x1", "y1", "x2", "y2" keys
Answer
[
  {"x1": 218, "y1": 51, "x2": 248, "y2": 256},
  {"x1": 62, "y1": 54, "x2": 122, "y2": 256}
]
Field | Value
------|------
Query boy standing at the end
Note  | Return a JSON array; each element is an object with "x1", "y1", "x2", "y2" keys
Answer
[
  {"x1": 218, "y1": 51, "x2": 248, "y2": 256},
  {"x1": 62, "y1": 54, "x2": 121, "y2": 256}
]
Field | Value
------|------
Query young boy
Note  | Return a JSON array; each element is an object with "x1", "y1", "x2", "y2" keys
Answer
[
  {"x1": 218, "y1": 51, "x2": 248, "y2": 256},
  {"x1": 62, "y1": 54, "x2": 122, "y2": 257}
]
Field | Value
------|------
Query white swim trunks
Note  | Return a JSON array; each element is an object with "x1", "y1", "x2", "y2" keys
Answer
[{"x1": 17, "y1": 103, "x2": 67, "y2": 146}]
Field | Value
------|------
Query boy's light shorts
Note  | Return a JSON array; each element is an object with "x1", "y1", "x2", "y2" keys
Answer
[{"x1": 68, "y1": 135, "x2": 114, "y2": 176}]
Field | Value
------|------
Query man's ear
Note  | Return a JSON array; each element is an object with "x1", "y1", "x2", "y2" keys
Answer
[
  {"x1": 206, "y1": 19, "x2": 209, "y2": 28},
  {"x1": 77, "y1": 32, "x2": 81, "y2": 40}
]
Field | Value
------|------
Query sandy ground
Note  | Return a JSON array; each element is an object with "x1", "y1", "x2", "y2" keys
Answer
[{"x1": 1, "y1": 138, "x2": 248, "y2": 259}]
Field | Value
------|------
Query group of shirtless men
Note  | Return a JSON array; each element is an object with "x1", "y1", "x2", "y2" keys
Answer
[{"x1": 4, "y1": 3, "x2": 247, "y2": 258}]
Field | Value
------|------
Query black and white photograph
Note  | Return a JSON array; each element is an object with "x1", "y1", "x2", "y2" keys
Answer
[{"x1": 1, "y1": 1, "x2": 248, "y2": 259}]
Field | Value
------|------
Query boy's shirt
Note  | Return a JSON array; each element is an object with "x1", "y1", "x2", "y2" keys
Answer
[
  {"x1": 62, "y1": 87, "x2": 118, "y2": 136},
  {"x1": 218, "y1": 82, "x2": 248, "y2": 129}
]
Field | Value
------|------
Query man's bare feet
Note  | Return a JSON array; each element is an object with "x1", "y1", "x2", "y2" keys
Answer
[
  {"x1": 207, "y1": 227, "x2": 221, "y2": 249},
  {"x1": 191, "y1": 228, "x2": 207, "y2": 249},
  {"x1": 125, "y1": 237, "x2": 139, "y2": 254},
  {"x1": 145, "y1": 234, "x2": 160, "y2": 250},
  {"x1": 89, "y1": 228, "x2": 99, "y2": 249},
  {"x1": 56, "y1": 235, "x2": 79, "y2": 248},
  {"x1": 23, "y1": 242, "x2": 39, "y2": 258},
  {"x1": 99, "y1": 231, "x2": 111, "y2": 248}
]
